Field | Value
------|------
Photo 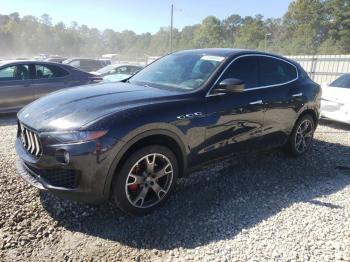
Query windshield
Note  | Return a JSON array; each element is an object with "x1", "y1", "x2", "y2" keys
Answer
[
  {"x1": 330, "y1": 74, "x2": 350, "y2": 88},
  {"x1": 96, "y1": 65, "x2": 114, "y2": 74},
  {"x1": 129, "y1": 53, "x2": 225, "y2": 91}
]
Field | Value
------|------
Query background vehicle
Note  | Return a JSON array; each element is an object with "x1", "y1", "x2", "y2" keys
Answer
[
  {"x1": 0, "y1": 60, "x2": 101, "y2": 113},
  {"x1": 91, "y1": 64, "x2": 143, "y2": 76},
  {"x1": 102, "y1": 73, "x2": 133, "y2": 83},
  {"x1": 45, "y1": 57, "x2": 67, "y2": 63},
  {"x1": 16, "y1": 49, "x2": 321, "y2": 215},
  {"x1": 321, "y1": 74, "x2": 350, "y2": 124},
  {"x1": 63, "y1": 58, "x2": 111, "y2": 72}
]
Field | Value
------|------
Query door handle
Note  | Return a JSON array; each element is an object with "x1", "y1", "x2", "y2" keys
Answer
[
  {"x1": 249, "y1": 100, "x2": 263, "y2": 105},
  {"x1": 292, "y1": 93, "x2": 303, "y2": 97}
]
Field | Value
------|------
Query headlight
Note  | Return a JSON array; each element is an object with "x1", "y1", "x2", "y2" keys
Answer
[{"x1": 49, "y1": 130, "x2": 108, "y2": 143}]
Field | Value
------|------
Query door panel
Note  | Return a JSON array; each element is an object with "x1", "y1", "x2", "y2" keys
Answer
[
  {"x1": 32, "y1": 78, "x2": 69, "y2": 99},
  {"x1": 200, "y1": 91, "x2": 265, "y2": 163},
  {"x1": 0, "y1": 80, "x2": 34, "y2": 111},
  {"x1": 32, "y1": 64, "x2": 70, "y2": 99},
  {"x1": 257, "y1": 56, "x2": 301, "y2": 148},
  {"x1": 198, "y1": 55, "x2": 265, "y2": 162},
  {"x1": 0, "y1": 64, "x2": 34, "y2": 112},
  {"x1": 260, "y1": 84, "x2": 300, "y2": 148}
]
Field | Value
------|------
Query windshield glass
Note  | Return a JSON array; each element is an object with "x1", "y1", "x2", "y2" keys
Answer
[
  {"x1": 330, "y1": 74, "x2": 350, "y2": 88},
  {"x1": 129, "y1": 53, "x2": 225, "y2": 91},
  {"x1": 96, "y1": 65, "x2": 114, "y2": 74}
]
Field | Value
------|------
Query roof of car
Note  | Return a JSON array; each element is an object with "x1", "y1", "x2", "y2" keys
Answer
[
  {"x1": 174, "y1": 48, "x2": 291, "y2": 59},
  {"x1": 0, "y1": 60, "x2": 66, "y2": 66},
  {"x1": 174, "y1": 48, "x2": 255, "y2": 56}
]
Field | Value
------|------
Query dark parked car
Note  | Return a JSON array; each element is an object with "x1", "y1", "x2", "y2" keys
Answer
[
  {"x1": 63, "y1": 58, "x2": 111, "y2": 72},
  {"x1": 0, "y1": 60, "x2": 101, "y2": 113},
  {"x1": 16, "y1": 49, "x2": 321, "y2": 215}
]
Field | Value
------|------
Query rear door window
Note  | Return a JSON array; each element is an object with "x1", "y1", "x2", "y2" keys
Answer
[
  {"x1": 259, "y1": 57, "x2": 298, "y2": 86},
  {"x1": 35, "y1": 64, "x2": 69, "y2": 79}
]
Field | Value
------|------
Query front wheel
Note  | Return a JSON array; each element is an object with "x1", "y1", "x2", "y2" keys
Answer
[
  {"x1": 111, "y1": 145, "x2": 178, "y2": 216},
  {"x1": 286, "y1": 114, "x2": 315, "y2": 156}
]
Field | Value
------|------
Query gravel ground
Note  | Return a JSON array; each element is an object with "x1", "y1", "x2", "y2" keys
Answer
[{"x1": 0, "y1": 115, "x2": 350, "y2": 261}]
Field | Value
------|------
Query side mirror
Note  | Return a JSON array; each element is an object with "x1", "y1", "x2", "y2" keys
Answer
[{"x1": 215, "y1": 78, "x2": 245, "y2": 93}]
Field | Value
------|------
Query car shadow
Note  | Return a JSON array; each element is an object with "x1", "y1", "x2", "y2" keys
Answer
[
  {"x1": 319, "y1": 119, "x2": 350, "y2": 131},
  {"x1": 40, "y1": 138, "x2": 350, "y2": 250},
  {"x1": 0, "y1": 113, "x2": 17, "y2": 127}
]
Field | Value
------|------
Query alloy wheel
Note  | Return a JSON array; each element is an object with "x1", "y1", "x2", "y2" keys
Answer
[
  {"x1": 125, "y1": 153, "x2": 174, "y2": 209},
  {"x1": 294, "y1": 119, "x2": 314, "y2": 154}
]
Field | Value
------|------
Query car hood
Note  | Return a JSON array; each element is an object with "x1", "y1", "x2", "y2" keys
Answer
[{"x1": 18, "y1": 82, "x2": 181, "y2": 132}]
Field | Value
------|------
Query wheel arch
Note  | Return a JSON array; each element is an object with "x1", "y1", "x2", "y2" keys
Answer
[
  {"x1": 103, "y1": 127, "x2": 188, "y2": 198},
  {"x1": 297, "y1": 108, "x2": 319, "y2": 127}
]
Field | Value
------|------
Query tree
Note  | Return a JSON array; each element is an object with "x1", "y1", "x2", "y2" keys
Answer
[
  {"x1": 234, "y1": 15, "x2": 267, "y2": 50},
  {"x1": 222, "y1": 14, "x2": 242, "y2": 46},
  {"x1": 193, "y1": 16, "x2": 223, "y2": 48}
]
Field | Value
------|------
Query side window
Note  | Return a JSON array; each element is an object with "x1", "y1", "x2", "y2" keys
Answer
[
  {"x1": 130, "y1": 66, "x2": 142, "y2": 74},
  {"x1": 0, "y1": 66, "x2": 16, "y2": 81},
  {"x1": 221, "y1": 56, "x2": 259, "y2": 89},
  {"x1": 0, "y1": 65, "x2": 29, "y2": 81},
  {"x1": 116, "y1": 66, "x2": 128, "y2": 74},
  {"x1": 259, "y1": 57, "x2": 297, "y2": 86},
  {"x1": 35, "y1": 65, "x2": 69, "y2": 79}
]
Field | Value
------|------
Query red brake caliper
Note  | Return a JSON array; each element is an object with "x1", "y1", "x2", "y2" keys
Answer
[{"x1": 128, "y1": 165, "x2": 140, "y2": 191}]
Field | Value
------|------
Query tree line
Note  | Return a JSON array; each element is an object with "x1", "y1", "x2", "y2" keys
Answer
[{"x1": 0, "y1": 0, "x2": 350, "y2": 58}]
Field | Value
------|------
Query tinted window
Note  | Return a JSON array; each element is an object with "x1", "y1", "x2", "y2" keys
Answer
[
  {"x1": 35, "y1": 64, "x2": 69, "y2": 79},
  {"x1": 115, "y1": 66, "x2": 128, "y2": 74},
  {"x1": 0, "y1": 65, "x2": 30, "y2": 81},
  {"x1": 130, "y1": 66, "x2": 142, "y2": 74},
  {"x1": 221, "y1": 56, "x2": 259, "y2": 89},
  {"x1": 259, "y1": 57, "x2": 297, "y2": 86},
  {"x1": 330, "y1": 74, "x2": 350, "y2": 88}
]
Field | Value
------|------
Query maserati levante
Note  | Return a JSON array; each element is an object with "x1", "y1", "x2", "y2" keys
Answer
[{"x1": 15, "y1": 49, "x2": 321, "y2": 215}]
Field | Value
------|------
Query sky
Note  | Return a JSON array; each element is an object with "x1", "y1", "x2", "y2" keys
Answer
[{"x1": 1, "y1": 0, "x2": 294, "y2": 34}]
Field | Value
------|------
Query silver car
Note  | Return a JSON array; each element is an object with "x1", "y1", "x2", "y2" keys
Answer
[{"x1": 0, "y1": 60, "x2": 101, "y2": 113}]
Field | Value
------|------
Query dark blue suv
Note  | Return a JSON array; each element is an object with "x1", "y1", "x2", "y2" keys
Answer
[{"x1": 15, "y1": 49, "x2": 321, "y2": 215}]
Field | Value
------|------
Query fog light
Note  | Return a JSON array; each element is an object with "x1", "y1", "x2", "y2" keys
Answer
[
  {"x1": 64, "y1": 151, "x2": 70, "y2": 164},
  {"x1": 56, "y1": 149, "x2": 70, "y2": 164}
]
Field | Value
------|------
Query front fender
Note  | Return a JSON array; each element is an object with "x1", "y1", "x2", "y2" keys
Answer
[{"x1": 102, "y1": 123, "x2": 189, "y2": 199}]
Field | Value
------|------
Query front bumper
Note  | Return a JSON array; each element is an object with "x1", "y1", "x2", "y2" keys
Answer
[{"x1": 15, "y1": 135, "x2": 120, "y2": 204}]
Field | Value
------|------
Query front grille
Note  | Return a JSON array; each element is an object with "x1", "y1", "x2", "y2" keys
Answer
[
  {"x1": 25, "y1": 164, "x2": 79, "y2": 189},
  {"x1": 18, "y1": 123, "x2": 43, "y2": 157}
]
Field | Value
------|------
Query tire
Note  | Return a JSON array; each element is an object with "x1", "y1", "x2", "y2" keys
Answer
[
  {"x1": 286, "y1": 114, "x2": 315, "y2": 156},
  {"x1": 111, "y1": 145, "x2": 178, "y2": 216}
]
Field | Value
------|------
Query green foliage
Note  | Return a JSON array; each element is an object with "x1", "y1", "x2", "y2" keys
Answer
[{"x1": 1, "y1": 0, "x2": 350, "y2": 58}]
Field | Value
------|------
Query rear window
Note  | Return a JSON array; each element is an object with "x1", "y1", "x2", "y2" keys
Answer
[{"x1": 259, "y1": 57, "x2": 298, "y2": 86}]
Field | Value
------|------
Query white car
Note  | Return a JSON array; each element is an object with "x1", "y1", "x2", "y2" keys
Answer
[
  {"x1": 90, "y1": 64, "x2": 143, "y2": 77},
  {"x1": 321, "y1": 74, "x2": 350, "y2": 124}
]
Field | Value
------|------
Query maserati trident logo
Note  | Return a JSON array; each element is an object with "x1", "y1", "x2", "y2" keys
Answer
[{"x1": 177, "y1": 112, "x2": 203, "y2": 120}]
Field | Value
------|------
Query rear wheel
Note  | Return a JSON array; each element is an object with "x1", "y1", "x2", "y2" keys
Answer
[
  {"x1": 111, "y1": 145, "x2": 178, "y2": 216},
  {"x1": 286, "y1": 114, "x2": 315, "y2": 156}
]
